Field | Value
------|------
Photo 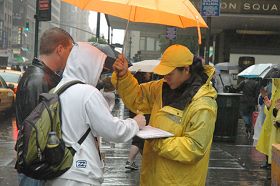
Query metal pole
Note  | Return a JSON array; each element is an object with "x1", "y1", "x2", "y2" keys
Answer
[
  {"x1": 96, "y1": 12, "x2": 100, "y2": 39},
  {"x1": 108, "y1": 26, "x2": 110, "y2": 44},
  {"x1": 128, "y1": 37, "x2": 132, "y2": 60},
  {"x1": 111, "y1": 28, "x2": 113, "y2": 45},
  {"x1": 34, "y1": 0, "x2": 39, "y2": 58},
  {"x1": 205, "y1": 16, "x2": 211, "y2": 65}
]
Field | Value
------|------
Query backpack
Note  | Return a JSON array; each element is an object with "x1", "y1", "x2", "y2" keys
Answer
[{"x1": 15, "y1": 80, "x2": 91, "y2": 180}]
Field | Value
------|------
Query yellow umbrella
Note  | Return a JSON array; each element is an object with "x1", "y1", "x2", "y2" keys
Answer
[{"x1": 62, "y1": 0, "x2": 207, "y2": 44}]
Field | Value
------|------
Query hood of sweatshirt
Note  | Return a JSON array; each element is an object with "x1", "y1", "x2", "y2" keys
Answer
[{"x1": 56, "y1": 42, "x2": 107, "y2": 89}]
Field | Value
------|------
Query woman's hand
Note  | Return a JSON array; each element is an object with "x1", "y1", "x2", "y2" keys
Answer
[{"x1": 113, "y1": 54, "x2": 128, "y2": 77}]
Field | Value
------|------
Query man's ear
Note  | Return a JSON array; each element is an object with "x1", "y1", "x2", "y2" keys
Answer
[{"x1": 56, "y1": 44, "x2": 64, "y2": 56}]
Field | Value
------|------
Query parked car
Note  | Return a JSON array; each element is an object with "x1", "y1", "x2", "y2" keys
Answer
[
  {"x1": 0, "y1": 75, "x2": 14, "y2": 113},
  {"x1": 0, "y1": 69, "x2": 22, "y2": 93}
]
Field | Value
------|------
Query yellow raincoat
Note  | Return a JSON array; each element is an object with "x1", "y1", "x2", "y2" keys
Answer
[
  {"x1": 112, "y1": 65, "x2": 217, "y2": 185},
  {"x1": 256, "y1": 79, "x2": 280, "y2": 163}
]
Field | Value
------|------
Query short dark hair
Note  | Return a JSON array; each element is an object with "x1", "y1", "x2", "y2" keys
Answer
[{"x1": 39, "y1": 27, "x2": 74, "y2": 55}]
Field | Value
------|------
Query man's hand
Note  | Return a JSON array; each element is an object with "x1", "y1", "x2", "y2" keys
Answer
[
  {"x1": 275, "y1": 99, "x2": 280, "y2": 110},
  {"x1": 133, "y1": 114, "x2": 146, "y2": 129},
  {"x1": 113, "y1": 54, "x2": 128, "y2": 77}
]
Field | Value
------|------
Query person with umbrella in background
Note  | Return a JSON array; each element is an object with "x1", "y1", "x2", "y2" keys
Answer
[
  {"x1": 253, "y1": 80, "x2": 272, "y2": 147},
  {"x1": 112, "y1": 44, "x2": 217, "y2": 185},
  {"x1": 255, "y1": 66, "x2": 280, "y2": 170},
  {"x1": 256, "y1": 79, "x2": 280, "y2": 170},
  {"x1": 235, "y1": 78, "x2": 259, "y2": 137}
]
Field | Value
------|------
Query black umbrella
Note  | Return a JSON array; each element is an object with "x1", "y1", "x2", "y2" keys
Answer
[
  {"x1": 91, "y1": 42, "x2": 119, "y2": 58},
  {"x1": 263, "y1": 64, "x2": 280, "y2": 79},
  {"x1": 90, "y1": 42, "x2": 132, "y2": 74},
  {"x1": 90, "y1": 42, "x2": 119, "y2": 73}
]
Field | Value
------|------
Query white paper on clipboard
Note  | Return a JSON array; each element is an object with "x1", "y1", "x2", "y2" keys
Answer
[{"x1": 136, "y1": 125, "x2": 174, "y2": 139}]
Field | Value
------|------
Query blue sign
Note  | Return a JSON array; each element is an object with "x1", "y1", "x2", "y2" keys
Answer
[
  {"x1": 166, "y1": 27, "x2": 176, "y2": 40},
  {"x1": 201, "y1": 0, "x2": 220, "y2": 17}
]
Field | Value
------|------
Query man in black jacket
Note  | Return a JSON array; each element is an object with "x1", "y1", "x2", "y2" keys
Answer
[
  {"x1": 236, "y1": 78, "x2": 259, "y2": 137},
  {"x1": 15, "y1": 27, "x2": 74, "y2": 186}
]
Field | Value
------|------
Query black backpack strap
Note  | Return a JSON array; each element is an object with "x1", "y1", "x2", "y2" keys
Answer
[
  {"x1": 78, "y1": 128, "x2": 91, "y2": 145},
  {"x1": 69, "y1": 128, "x2": 91, "y2": 155},
  {"x1": 69, "y1": 128, "x2": 101, "y2": 160},
  {"x1": 56, "y1": 80, "x2": 85, "y2": 95}
]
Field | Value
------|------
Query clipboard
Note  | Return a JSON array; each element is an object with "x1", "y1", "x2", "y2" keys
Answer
[{"x1": 136, "y1": 125, "x2": 174, "y2": 139}]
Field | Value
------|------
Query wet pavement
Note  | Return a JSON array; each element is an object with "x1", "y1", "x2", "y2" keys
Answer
[{"x1": 0, "y1": 100, "x2": 271, "y2": 185}]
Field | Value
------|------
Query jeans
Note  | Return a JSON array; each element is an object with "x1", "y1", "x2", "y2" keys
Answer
[
  {"x1": 240, "y1": 110, "x2": 252, "y2": 129},
  {"x1": 18, "y1": 173, "x2": 44, "y2": 186},
  {"x1": 242, "y1": 115, "x2": 252, "y2": 128}
]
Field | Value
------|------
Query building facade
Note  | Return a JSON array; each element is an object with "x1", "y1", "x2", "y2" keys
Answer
[
  {"x1": 60, "y1": 2, "x2": 93, "y2": 42},
  {"x1": 9, "y1": 0, "x2": 95, "y2": 64},
  {"x1": 12, "y1": 0, "x2": 36, "y2": 61},
  {"x1": 191, "y1": 0, "x2": 280, "y2": 65},
  {"x1": 125, "y1": 30, "x2": 161, "y2": 62},
  {"x1": 0, "y1": 0, "x2": 13, "y2": 65},
  {"x1": 0, "y1": 0, "x2": 13, "y2": 49}
]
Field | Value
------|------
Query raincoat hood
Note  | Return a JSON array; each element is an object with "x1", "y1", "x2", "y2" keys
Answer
[
  {"x1": 193, "y1": 65, "x2": 217, "y2": 100},
  {"x1": 57, "y1": 42, "x2": 107, "y2": 89}
]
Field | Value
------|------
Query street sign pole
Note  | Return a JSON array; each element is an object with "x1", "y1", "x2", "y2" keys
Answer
[
  {"x1": 201, "y1": 0, "x2": 220, "y2": 65},
  {"x1": 34, "y1": 0, "x2": 52, "y2": 58},
  {"x1": 205, "y1": 17, "x2": 211, "y2": 65},
  {"x1": 34, "y1": 0, "x2": 39, "y2": 58}
]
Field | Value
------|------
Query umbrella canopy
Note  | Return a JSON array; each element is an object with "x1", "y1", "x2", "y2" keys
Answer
[
  {"x1": 238, "y1": 64, "x2": 274, "y2": 79},
  {"x1": 129, "y1": 60, "x2": 160, "y2": 72},
  {"x1": 263, "y1": 64, "x2": 280, "y2": 79},
  {"x1": 215, "y1": 62, "x2": 239, "y2": 72},
  {"x1": 62, "y1": 0, "x2": 207, "y2": 44},
  {"x1": 91, "y1": 42, "x2": 120, "y2": 58},
  {"x1": 63, "y1": 0, "x2": 207, "y2": 28}
]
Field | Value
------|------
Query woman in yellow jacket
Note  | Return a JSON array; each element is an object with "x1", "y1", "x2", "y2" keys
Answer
[
  {"x1": 257, "y1": 79, "x2": 280, "y2": 164},
  {"x1": 112, "y1": 45, "x2": 217, "y2": 186}
]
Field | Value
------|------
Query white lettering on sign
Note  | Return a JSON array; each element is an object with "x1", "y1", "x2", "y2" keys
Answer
[
  {"x1": 272, "y1": 4, "x2": 278, "y2": 11},
  {"x1": 243, "y1": 3, "x2": 279, "y2": 11},
  {"x1": 221, "y1": 1, "x2": 279, "y2": 13},
  {"x1": 221, "y1": 2, "x2": 236, "y2": 10}
]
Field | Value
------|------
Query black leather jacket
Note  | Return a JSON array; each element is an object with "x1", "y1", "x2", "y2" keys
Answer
[{"x1": 15, "y1": 58, "x2": 61, "y2": 128}]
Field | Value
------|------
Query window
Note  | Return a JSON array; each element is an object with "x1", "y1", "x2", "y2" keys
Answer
[
  {"x1": 147, "y1": 37, "x2": 155, "y2": 51},
  {"x1": 140, "y1": 37, "x2": 145, "y2": 50},
  {"x1": 156, "y1": 40, "x2": 160, "y2": 51}
]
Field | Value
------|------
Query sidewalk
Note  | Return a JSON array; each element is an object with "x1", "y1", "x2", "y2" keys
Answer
[{"x1": 0, "y1": 100, "x2": 271, "y2": 185}]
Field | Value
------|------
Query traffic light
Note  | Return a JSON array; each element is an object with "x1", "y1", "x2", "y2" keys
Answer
[{"x1": 24, "y1": 22, "x2": 29, "y2": 32}]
